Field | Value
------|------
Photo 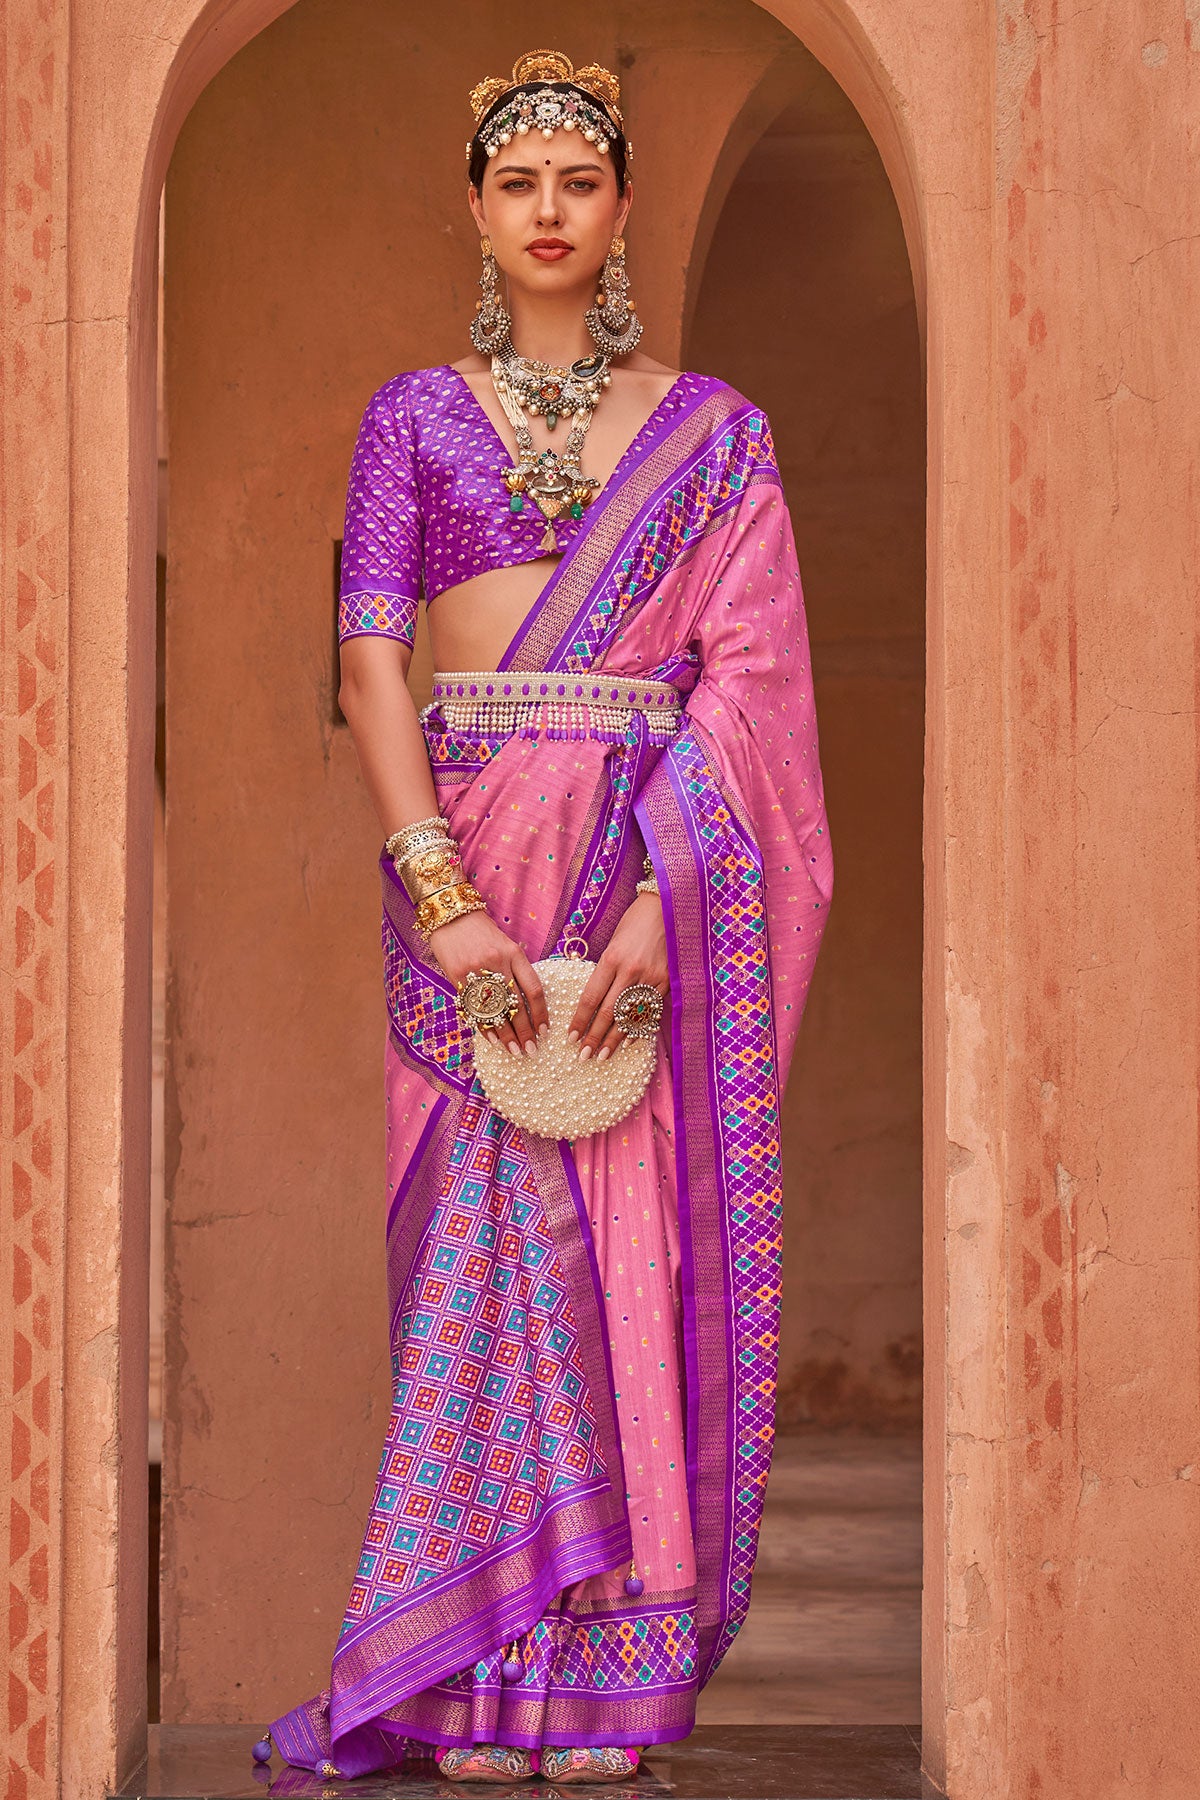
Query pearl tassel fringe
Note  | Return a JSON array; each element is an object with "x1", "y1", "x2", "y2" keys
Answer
[{"x1": 422, "y1": 671, "x2": 684, "y2": 745}]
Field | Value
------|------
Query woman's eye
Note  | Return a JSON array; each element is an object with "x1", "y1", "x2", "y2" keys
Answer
[{"x1": 500, "y1": 178, "x2": 599, "y2": 193}]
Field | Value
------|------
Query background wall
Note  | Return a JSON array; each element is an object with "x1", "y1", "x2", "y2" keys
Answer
[
  {"x1": 687, "y1": 67, "x2": 924, "y2": 1430},
  {"x1": 162, "y1": 0, "x2": 921, "y2": 1723}
]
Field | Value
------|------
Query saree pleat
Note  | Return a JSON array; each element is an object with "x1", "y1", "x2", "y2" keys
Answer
[{"x1": 271, "y1": 378, "x2": 831, "y2": 1775}]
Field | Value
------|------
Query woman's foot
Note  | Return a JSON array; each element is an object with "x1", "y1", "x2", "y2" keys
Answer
[
  {"x1": 435, "y1": 1743, "x2": 535, "y2": 1782},
  {"x1": 538, "y1": 1746, "x2": 641, "y2": 1784}
]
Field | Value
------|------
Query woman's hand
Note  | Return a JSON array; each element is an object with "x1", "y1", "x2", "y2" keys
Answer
[
  {"x1": 566, "y1": 892, "x2": 669, "y2": 1062},
  {"x1": 425, "y1": 907, "x2": 550, "y2": 1057}
]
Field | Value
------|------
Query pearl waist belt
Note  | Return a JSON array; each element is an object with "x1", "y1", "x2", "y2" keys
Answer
[{"x1": 423, "y1": 670, "x2": 684, "y2": 743}]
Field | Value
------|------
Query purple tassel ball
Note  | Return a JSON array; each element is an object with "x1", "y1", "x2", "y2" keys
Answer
[{"x1": 251, "y1": 1738, "x2": 272, "y2": 1764}]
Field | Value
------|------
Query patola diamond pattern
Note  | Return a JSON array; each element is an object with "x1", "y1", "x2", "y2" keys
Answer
[
  {"x1": 667, "y1": 730, "x2": 782, "y2": 1682},
  {"x1": 442, "y1": 1601, "x2": 700, "y2": 1695},
  {"x1": 382, "y1": 917, "x2": 471, "y2": 1089},
  {"x1": 340, "y1": 1091, "x2": 607, "y2": 1634},
  {"x1": 566, "y1": 412, "x2": 779, "y2": 670}
]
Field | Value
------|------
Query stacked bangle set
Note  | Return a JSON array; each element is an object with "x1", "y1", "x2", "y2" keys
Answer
[
  {"x1": 635, "y1": 851, "x2": 659, "y2": 896},
  {"x1": 384, "y1": 814, "x2": 488, "y2": 939},
  {"x1": 385, "y1": 823, "x2": 659, "y2": 939}
]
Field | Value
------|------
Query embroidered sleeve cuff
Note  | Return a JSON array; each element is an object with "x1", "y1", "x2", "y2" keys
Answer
[{"x1": 338, "y1": 588, "x2": 419, "y2": 647}]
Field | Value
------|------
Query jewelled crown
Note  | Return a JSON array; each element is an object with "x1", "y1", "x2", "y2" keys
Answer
[{"x1": 465, "y1": 49, "x2": 632, "y2": 165}]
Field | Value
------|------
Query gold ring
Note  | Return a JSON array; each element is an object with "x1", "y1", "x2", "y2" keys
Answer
[
  {"x1": 456, "y1": 967, "x2": 520, "y2": 1030},
  {"x1": 612, "y1": 982, "x2": 663, "y2": 1040}
]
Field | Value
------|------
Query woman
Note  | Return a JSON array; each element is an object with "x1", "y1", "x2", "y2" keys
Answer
[{"x1": 259, "y1": 49, "x2": 832, "y2": 1786}]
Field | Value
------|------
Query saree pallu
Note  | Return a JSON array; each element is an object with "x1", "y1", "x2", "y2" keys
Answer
[{"x1": 271, "y1": 379, "x2": 833, "y2": 1776}]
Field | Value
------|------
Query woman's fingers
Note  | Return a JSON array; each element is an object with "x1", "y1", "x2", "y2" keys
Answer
[
  {"x1": 566, "y1": 958, "x2": 617, "y2": 1045},
  {"x1": 575, "y1": 963, "x2": 667, "y2": 1061},
  {"x1": 483, "y1": 949, "x2": 546, "y2": 1058},
  {"x1": 508, "y1": 948, "x2": 550, "y2": 1042},
  {"x1": 576, "y1": 997, "x2": 616, "y2": 1060}
]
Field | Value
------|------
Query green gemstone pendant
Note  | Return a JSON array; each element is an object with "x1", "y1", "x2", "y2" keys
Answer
[
  {"x1": 509, "y1": 493, "x2": 524, "y2": 513},
  {"x1": 569, "y1": 501, "x2": 584, "y2": 519}
]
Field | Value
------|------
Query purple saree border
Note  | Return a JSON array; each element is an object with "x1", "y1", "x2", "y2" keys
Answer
[
  {"x1": 662, "y1": 748, "x2": 739, "y2": 1651},
  {"x1": 385, "y1": 1090, "x2": 449, "y2": 1238},
  {"x1": 372, "y1": 1591, "x2": 700, "y2": 1752},
  {"x1": 498, "y1": 378, "x2": 741, "y2": 673},
  {"x1": 379, "y1": 851, "x2": 474, "y2": 1099},
  {"x1": 411, "y1": 1716, "x2": 696, "y2": 1754},
  {"x1": 632, "y1": 798, "x2": 701, "y2": 1543},
  {"x1": 633, "y1": 730, "x2": 775, "y2": 1689},
  {"x1": 331, "y1": 1495, "x2": 628, "y2": 1732},
  {"x1": 547, "y1": 409, "x2": 759, "y2": 672}
]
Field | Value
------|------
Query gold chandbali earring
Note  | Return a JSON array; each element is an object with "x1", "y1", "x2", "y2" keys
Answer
[
  {"x1": 585, "y1": 235, "x2": 643, "y2": 357},
  {"x1": 469, "y1": 235, "x2": 512, "y2": 357}
]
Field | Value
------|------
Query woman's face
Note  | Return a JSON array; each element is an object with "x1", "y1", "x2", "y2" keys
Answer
[{"x1": 468, "y1": 121, "x2": 632, "y2": 299}]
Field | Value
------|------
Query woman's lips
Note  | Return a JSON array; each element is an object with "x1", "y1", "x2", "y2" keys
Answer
[{"x1": 527, "y1": 243, "x2": 573, "y2": 261}]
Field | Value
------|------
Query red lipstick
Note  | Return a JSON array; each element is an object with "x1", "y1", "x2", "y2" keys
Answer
[{"x1": 527, "y1": 237, "x2": 573, "y2": 261}]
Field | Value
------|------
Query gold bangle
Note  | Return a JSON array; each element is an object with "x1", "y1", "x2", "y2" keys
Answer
[
  {"x1": 415, "y1": 880, "x2": 488, "y2": 938},
  {"x1": 635, "y1": 850, "x2": 659, "y2": 895},
  {"x1": 396, "y1": 843, "x2": 465, "y2": 902},
  {"x1": 384, "y1": 815, "x2": 450, "y2": 860}
]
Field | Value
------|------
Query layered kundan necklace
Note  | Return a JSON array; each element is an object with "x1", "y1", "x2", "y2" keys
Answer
[{"x1": 490, "y1": 344, "x2": 612, "y2": 553}]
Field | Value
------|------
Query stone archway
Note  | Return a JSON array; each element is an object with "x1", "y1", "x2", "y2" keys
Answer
[
  {"x1": 154, "y1": 0, "x2": 929, "y2": 1740},
  {"x1": 6, "y1": 3, "x2": 1008, "y2": 1796}
]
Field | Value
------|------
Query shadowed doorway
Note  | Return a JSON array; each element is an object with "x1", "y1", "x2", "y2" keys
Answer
[
  {"x1": 685, "y1": 58, "x2": 925, "y2": 1724},
  {"x1": 152, "y1": 0, "x2": 923, "y2": 1742}
]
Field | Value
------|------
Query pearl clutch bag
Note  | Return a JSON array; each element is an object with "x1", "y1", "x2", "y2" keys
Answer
[{"x1": 470, "y1": 949, "x2": 656, "y2": 1143}]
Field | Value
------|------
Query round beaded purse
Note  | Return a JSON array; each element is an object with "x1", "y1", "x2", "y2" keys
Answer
[{"x1": 469, "y1": 937, "x2": 659, "y2": 1142}]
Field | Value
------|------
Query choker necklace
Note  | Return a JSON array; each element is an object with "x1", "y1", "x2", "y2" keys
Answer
[
  {"x1": 490, "y1": 347, "x2": 610, "y2": 554},
  {"x1": 497, "y1": 344, "x2": 611, "y2": 429}
]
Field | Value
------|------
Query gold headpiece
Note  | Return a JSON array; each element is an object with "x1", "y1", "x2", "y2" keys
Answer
[
  {"x1": 469, "y1": 50, "x2": 623, "y2": 128},
  {"x1": 465, "y1": 50, "x2": 631, "y2": 167}
]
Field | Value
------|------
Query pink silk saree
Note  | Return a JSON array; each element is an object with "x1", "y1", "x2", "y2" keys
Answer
[{"x1": 270, "y1": 376, "x2": 832, "y2": 1775}]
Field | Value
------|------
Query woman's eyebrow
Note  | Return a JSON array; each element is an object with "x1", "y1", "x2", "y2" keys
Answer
[{"x1": 492, "y1": 162, "x2": 605, "y2": 176}]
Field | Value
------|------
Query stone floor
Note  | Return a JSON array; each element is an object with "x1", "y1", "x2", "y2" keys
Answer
[
  {"x1": 127, "y1": 1434, "x2": 928, "y2": 1797},
  {"x1": 697, "y1": 1435, "x2": 922, "y2": 1726},
  {"x1": 113, "y1": 1724, "x2": 939, "y2": 1799}
]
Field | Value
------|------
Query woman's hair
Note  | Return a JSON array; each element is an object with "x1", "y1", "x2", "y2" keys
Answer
[{"x1": 467, "y1": 82, "x2": 629, "y2": 196}]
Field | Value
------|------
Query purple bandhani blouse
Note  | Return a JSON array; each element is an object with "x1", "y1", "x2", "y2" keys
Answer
[{"x1": 336, "y1": 364, "x2": 716, "y2": 645}]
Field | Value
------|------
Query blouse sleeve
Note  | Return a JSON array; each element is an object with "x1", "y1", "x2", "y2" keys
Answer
[{"x1": 337, "y1": 378, "x2": 423, "y2": 648}]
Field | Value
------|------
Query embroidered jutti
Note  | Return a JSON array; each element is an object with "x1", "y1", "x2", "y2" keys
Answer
[{"x1": 270, "y1": 370, "x2": 833, "y2": 1774}]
